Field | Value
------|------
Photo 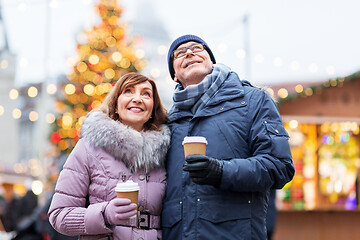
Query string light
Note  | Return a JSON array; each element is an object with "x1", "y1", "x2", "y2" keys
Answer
[
  {"x1": 29, "y1": 111, "x2": 39, "y2": 122},
  {"x1": 278, "y1": 88, "x2": 288, "y2": 98},
  {"x1": 0, "y1": 60, "x2": 8, "y2": 69},
  {"x1": 9, "y1": 89, "x2": 19, "y2": 100},
  {"x1": 12, "y1": 108, "x2": 22, "y2": 119},
  {"x1": 47, "y1": 84, "x2": 57, "y2": 95},
  {"x1": 28, "y1": 86, "x2": 38, "y2": 98},
  {"x1": 46, "y1": 113, "x2": 56, "y2": 124}
]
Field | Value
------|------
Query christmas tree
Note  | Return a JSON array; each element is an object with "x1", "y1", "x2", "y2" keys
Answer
[{"x1": 50, "y1": 0, "x2": 145, "y2": 155}]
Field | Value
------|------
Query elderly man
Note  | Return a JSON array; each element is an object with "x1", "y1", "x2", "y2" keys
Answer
[{"x1": 161, "y1": 34, "x2": 295, "y2": 240}]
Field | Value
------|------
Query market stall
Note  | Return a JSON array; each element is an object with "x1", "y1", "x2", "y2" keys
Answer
[{"x1": 270, "y1": 71, "x2": 360, "y2": 240}]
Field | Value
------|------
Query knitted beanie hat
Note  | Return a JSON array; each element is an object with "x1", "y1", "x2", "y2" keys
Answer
[{"x1": 167, "y1": 34, "x2": 216, "y2": 80}]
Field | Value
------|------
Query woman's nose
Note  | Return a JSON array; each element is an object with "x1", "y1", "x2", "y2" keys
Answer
[{"x1": 132, "y1": 94, "x2": 142, "y2": 103}]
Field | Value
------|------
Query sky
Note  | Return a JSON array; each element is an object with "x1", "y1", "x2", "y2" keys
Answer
[{"x1": 1, "y1": 0, "x2": 360, "y2": 88}]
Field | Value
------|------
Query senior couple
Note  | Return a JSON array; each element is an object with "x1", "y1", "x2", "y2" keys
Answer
[{"x1": 49, "y1": 34, "x2": 294, "y2": 240}]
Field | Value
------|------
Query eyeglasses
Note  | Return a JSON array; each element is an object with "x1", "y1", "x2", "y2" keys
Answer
[{"x1": 172, "y1": 43, "x2": 205, "y2": 59}]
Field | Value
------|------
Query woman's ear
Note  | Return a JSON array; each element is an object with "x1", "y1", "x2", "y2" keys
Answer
[{"x1": 174, "y1": 74, "x2": 178, "y2": 83}]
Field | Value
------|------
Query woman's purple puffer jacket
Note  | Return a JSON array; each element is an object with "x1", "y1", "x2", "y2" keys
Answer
[{"x1": 48, "y1": 111, "x2": 170, "y2": 240}]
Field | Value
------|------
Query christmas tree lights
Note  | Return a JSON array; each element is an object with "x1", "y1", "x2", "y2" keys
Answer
[{"x1": 50, "y1": 0, "x2": 145, "y2": 155}]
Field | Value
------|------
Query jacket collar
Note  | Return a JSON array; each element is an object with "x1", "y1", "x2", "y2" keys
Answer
[{"x1": 80, "y1": 111, "x2": 170, "y2": 172}]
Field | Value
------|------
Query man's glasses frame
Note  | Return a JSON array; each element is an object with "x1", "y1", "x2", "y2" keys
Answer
[{"x1": 172, "y1": 43, "x2": 205, "y2": 59}]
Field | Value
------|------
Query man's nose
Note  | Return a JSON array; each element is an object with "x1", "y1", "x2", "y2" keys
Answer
[{"x1": 185, "y1": 48, "x2": 195, "y2": 55}]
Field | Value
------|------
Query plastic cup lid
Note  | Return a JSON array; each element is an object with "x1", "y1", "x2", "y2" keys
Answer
[
  {"x1": 115, "y1": 180, "x2": 140, "y2": 192},
  {"x1": 182, "y1": 136, "x2": 208, "y2": 145}
]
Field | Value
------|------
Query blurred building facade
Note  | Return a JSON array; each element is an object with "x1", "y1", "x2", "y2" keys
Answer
[{"x1": 0, "y1": 3, "x2": 18, "y2": 171}]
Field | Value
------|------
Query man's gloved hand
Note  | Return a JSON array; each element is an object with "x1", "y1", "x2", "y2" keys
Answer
[
  {"x1": 104, "y1": 198, "x2": 137, "y2": 226},
  {"x1": 183, "y1": 154, "x2": 224, "y2": 187}
]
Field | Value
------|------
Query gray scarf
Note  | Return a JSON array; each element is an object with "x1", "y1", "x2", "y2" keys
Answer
[{"x1": 172, "y1": 63, "x2": 231, "y2": 113}]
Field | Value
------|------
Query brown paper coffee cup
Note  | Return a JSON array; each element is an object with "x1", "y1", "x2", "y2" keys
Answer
[
  {"x1": 115, "y1": 180, "x2": 140, "y2": 205},
  {"x1": 182, "y1": 136, "x2": 208, "y2": 158}
]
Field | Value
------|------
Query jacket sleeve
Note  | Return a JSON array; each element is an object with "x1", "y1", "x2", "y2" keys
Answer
[
  {"x1": 221, "y1": 90, "x2": 295, "y2": 192},
  {"x1": 48, "y1": 139, "x2": 113, "y2": 236}
]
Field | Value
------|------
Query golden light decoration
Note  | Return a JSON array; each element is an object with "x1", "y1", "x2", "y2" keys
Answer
[
  {"x1": 277, "y1": 88, "x2": 288, "y2": 98},
  {"x1": 112, "y1": 51, "x2": 122, "y2": 62},
  {"x1": 295, "y1": 84, "x2": 303, "y2": 93},
  {"x1": 62, "y1": 113, "x2": 73, "y2": 128},
  {"x1": 106, "y1": 37, "x2": 116, "y2": 46},
  {"x1": 119, "y1": 58, "x2": 130, "y2": 68},
  {"x1": 84, "y1": 84, "x2": 95, "y2": 96},
  {"x1": 58, "y1": 139, "x2": 69, "y2": 151},
  {"x1": 91, "y1": 100, "x2": 102, "y2": 109},
  {"x1": 103, "y1": 82, "x2": 113, "y2": 93},
  {"x1": 289, "y1": 120, "x2": 299, "y2": 129},
  {"x1": 89, "y1": 54, "x2": 100, "y2": 65},
  {"x1": 95, "y1": 85, "x2": 105, "y2": 95},
  {"x1": 78, "y1": 115, "x2": 86, "y2": 126},
  {"x1": 29, "y1": 111, "x2": 39, "y2": 122},
  {"x1": 79, "y1": 93, "x2": 89, "y2": 103},
  {"x1": 77, "y1": 62, "x2": 88, "y2": 72},
  {"x1": 266, "y1": 88, "x2": 274, "y2": 98},
  {"x1": 28, "y1": 86, "x2": 38, "y2": 98},
  {"x1": 330, "y1": 79, "x2": 337, "y2": 87},
  {"x1": 65, "y1": 84, "x2": 76, "y2": 95},
  {"x1": 113, "y1": 28, "x2": 124, "y2": 39},
  {"x1": 104, "y1": 68, "x2": 115, "y2": 79},
  {"x1": 0, "y1": 105, "x2": 4, "y2": 116},
  {"x1": 9, "y1": 89, "x2": 19, "y2": 100},
  {"x1": 31, "y1": 180, "x2": 44, "y2": 195},
  {"x1": 12, "y1": 108, "x2": 22, "y2": 119},
  {"x1": 304, "y1": 88, "x2": 313, "y2": 96}
]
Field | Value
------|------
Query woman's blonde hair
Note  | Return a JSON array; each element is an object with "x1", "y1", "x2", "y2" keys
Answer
[{"x1": 97, "y1": 72, "x2": 168, "y2": 131}]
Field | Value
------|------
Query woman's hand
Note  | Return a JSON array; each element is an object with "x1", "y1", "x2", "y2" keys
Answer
[{"x1": 104, "y1": 198, "x2": 137, "y2": 226}]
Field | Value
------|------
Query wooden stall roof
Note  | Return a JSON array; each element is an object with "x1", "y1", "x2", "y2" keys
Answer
[{"x1": 271, "y1": 71, "x2": 360, "y2": 119}]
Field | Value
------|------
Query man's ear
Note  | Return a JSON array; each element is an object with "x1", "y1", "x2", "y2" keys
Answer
[{"x1": 173, "y1": 74, "x2": 178, "y2": 83}]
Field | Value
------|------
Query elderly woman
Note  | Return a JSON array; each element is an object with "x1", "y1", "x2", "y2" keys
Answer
[{"x1": 48, "y1": 72, "x2": 170, "y2": 240}]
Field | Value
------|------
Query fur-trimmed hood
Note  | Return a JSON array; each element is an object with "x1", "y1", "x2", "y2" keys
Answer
[{"x1": 80, "y1": 111, "x2": 170, "y2": 173}]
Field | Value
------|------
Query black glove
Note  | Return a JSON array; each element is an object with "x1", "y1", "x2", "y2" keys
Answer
[{"x1": 183, "y1": 154, "x2": 224, "y2": 187}]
